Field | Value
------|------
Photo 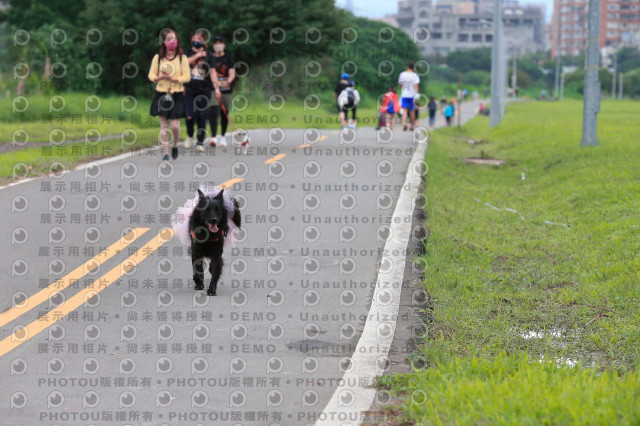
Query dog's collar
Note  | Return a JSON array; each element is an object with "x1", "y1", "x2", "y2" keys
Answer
[{"x1": 191, "y1": 228, "x2": 226, "y2": 242}]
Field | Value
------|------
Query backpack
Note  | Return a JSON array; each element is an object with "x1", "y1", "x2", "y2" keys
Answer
[
  {"x1": 344, "y1": 89, "x2": 356, "y2": 109},
  {"x1": 444, "y1": 105, "x2": 453, "y2": 117}
]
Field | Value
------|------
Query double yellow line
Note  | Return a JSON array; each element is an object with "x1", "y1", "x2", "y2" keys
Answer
[
  {"x1": 0, "y1": 227, "x2": 174, "y2": 358},
  {"x1": 0, "y1": 178, "x2": 244, "y2": 359}
]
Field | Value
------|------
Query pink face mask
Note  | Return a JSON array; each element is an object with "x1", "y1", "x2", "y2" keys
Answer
[{"x1": 164, "y1": 39, "x2": 178, "y2": 50}]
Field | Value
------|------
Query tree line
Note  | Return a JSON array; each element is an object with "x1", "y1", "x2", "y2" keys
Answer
[{"x1": 0, "y1": 0, "x2": 422, "y2": 101}]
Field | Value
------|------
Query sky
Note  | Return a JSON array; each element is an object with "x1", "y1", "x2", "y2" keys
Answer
[{"x1": 335, "y1": 0, "x2": 554, "y2": 23}]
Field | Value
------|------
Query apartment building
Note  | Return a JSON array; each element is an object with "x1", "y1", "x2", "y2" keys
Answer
[
  {"x1": 395, "y1": 0, "x2": 546, "y2": 56},
  {"x1": 552, "y1": 0, "x2": 640, "y2": 58}
]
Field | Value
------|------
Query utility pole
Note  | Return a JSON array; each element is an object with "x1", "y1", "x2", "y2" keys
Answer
[
  {"x1": 457, "y1": 72, "x2": 462, "y2": 128},
  {"x1": 512, "y1": 49, "x2": 517, "y2": 98},
  {"x1": 580, "y1": 0, "x2": 600, "y2": 147},
  {"x1": 554, "y1": 56, "x2": 561, "y2": 98},
  {"x1": 554, "y1": 3, "x2": 562, "y2": 100},
  {"x1": 611, "y1": 53, "x2": 617, "y2": 99},
  {"x1": 490, "y1": 0, "x2": 503, "y2": 127},
  {"x1": 499, "y1": 23, "x2": 507, "y2": 119},
  {"x1": 619, "y1": 72, "x2": 623, "y2": 99},
  {"x1": 560, "y1": 72, "x2": 565, "y2": 101}
]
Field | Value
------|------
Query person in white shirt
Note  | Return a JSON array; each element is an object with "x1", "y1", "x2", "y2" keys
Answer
[
  {"x1": 337, "y1": 81, "x2": 361, "y2": 129},
  {"x1": 398, "y1": 61, "x2": 420, "y2": 131}
]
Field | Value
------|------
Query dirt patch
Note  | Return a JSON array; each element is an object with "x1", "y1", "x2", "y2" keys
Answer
[
  {"x1": 362, "y1": 406, "x2": 414, "y2": 426},
  {"x1": 466, "y1": 138, "x2": 488, "y2": 145},
  {"x1": 462, "y1": 157, "x2": 506, "y2": 166}
]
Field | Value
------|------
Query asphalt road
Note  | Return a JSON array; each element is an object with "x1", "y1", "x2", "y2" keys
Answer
[{"x1": 1, "y1": 101, "x2": 483, "y2": 426}]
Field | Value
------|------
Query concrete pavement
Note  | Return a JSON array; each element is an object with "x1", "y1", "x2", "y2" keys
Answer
[{"x1": 0, "y1": 100, "x2": 484, "y2": 426}]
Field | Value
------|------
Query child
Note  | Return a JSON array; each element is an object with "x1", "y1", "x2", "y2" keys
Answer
[
  {"x1": 380, "y1": 86, "x2": 400, "y2": 130},
  {"x1": 444, "y1": 101, "x2": 454, "y2": 126}
]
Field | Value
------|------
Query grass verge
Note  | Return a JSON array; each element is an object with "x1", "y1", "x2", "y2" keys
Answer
[
  {"x1": 385, "y1": 99, "x2": 640, "y2": 424},
  {"x1": 1, "y1": 93, "x2": 379, "y2": 182}
]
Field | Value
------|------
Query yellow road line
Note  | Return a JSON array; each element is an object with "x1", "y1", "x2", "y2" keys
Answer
[
  {"x1": 319, "y1": 135, "x2": 328, "y2": 141},
  {"x1": 0, "y1": 229, "x2": 174, "y2": 359},
  {"x1": 264, "y1": 153, "x2": 286, "y2": 164},
  {"x1": 297, "y1": 144, "x2": 311, "y2": 149},
  {"x1": 219, "y1": 178, "x2": 243, "y2": 189},
  {"x1": 331, "y1": 130, "x2": 339, "y2": 135},
  {"x1": 0, "y1": 228, "x2": 149, "y2": 328}
]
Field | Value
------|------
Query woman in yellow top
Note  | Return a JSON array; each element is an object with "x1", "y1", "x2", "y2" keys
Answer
[{"x1": 148, "y1": 29, "x2": 191, "y2": 161}]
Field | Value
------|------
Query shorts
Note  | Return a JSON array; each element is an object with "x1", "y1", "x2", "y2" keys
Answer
[
  {"x1": 401, "y1": 97, "x2": 415, "y2": 111},
  {"x1": 340, "y1": 107, "x2": 357, "y2": 120},
  {"x1": 150, "y1": 91, "x2": 185, "y2": 119},
  {"x1": 210, "y1": 91, "x2": 233, "y2": 113}
]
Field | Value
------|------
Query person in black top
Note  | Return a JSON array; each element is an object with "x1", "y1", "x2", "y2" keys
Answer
[
  {"x1": 184, "y1": 30, "x2": 220, "y2": 152},
  {"x1": 333, "y1": 73, "x2": 349, "y2": 129},
  {"x1": 208, "y1": 35, "x2": 235, "y2": 147},
  {"x1": 428, "y1": 96, "x2": 437, "y2": 128}
]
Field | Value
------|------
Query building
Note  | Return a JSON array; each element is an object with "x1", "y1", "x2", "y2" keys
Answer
[
  {"x1": 552, "y1": 0, "x2": 640, "y2": 58},
  {"x1": 395, "y1": 0, "x2": 546, "y2": 56}
]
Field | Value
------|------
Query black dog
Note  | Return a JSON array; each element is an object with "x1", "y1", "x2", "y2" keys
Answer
[{"x1": 189, "y1": 189, "x2": 241, "y2": 296}]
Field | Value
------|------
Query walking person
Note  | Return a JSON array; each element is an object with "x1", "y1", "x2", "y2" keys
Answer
[
  {"x1": 443, "y1": 100, "x2": 454, "y2": 126},
  {"x1": 380, "y1": 86, "x2": 400, "y2": 130},
  {"x1": 334, "y1": 73, "x2": 349, "y2": 129},
  {"x1": 184, "y1": 30, "x2": 221, "y2": 152},
  {"x1": 398, "y1": 61, "x2": 420, "y2": 131},
  {"x1": 337, "y1": 80, "x2": 360, "y2": 129},
  {"x1": 428, "y1": 96, "x2": 437, "y2": 128},
  {"x1": 208, "y1": 35, "x2": 235, "y2": 147},
  {"x1": 148, "y1": 29, "x2": 190, "y2": 161}
]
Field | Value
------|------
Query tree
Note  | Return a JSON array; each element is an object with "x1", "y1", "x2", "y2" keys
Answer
[
  {"x1": 446, "y1": 47, "x2": 492, "y2": 73},
  {"x1": 617, "y1": 47, "x2": 640, "y2": 73},
  {"x1": 80, "y1": 0, "x2": 351, "y2": 95}
]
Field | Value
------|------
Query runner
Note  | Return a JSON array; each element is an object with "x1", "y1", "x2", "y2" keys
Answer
[
  {"x1": 334, "y1": 73, "x2": 349, "y2": 129},
  {"x1": 337, "y1": 81, "x2": 360, "y2": 130},
  {"x1": 398, "y1": 61, "x2": 420, "y2": 131}
]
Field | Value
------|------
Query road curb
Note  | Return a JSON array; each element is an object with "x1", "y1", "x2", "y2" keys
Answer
[{"x1": 314, "y1": 134, "x2": 428, "y2": 426}]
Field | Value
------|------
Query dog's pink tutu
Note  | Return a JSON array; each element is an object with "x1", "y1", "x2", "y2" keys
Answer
[{"x1": 171, "y1": 186, "x2": 240, "y2": 247}]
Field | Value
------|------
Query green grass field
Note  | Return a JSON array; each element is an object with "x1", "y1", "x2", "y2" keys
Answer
[
  {"x1": 384, "y1": 100, "x2": 640, "y2": 424},
  {"x1": 0, "y1": 93, "x2": 379, "y2": 182}
]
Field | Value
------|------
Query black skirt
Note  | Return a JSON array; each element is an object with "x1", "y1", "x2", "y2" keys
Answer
[{"x1": 150, "y1": 91, "x2": 185, "y2": 119}]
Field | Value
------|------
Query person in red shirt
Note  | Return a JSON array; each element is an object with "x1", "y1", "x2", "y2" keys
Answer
[{"x1": 380, "y1": 87, "x2": 400, "y2": 130}]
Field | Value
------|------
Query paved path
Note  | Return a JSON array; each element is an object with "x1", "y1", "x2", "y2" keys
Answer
[{"x1": 1, "y1": 101, "x2": 483, "y2": 426}]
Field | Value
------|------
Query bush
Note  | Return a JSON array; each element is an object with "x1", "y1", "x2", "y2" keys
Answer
[
  {"x1": 565, "y1": 69, "x2": 614, "y2": 95},
  {"x1": 462, "y1": 70, "x2": 490, "y2": 86},
  {"x1": 430, "y1": 65, "x2": 459, "y2": 83}
]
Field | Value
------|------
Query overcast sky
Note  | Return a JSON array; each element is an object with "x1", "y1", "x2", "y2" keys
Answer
[{"x1": 336, "y1": 0, "x2": 554, "y2": 22}]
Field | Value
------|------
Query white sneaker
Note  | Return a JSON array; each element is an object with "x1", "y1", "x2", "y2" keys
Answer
[
  {"x1": 219, "y1": 135, "x2": 227, "y2": 147},
  {"x1": 183, "y1": 136, "x2": 193, "y2": 149},
  {"x1": 197, "y1": 144, "x2": 205, "y2": 152},
  {"x1": 208, "y1": 136, "x2": 217, "y2": 147}
]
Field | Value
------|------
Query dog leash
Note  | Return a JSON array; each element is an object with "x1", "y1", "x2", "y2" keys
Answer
[{"x1": 217, "y1": 94, "x2": 248, "y2": 146}]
